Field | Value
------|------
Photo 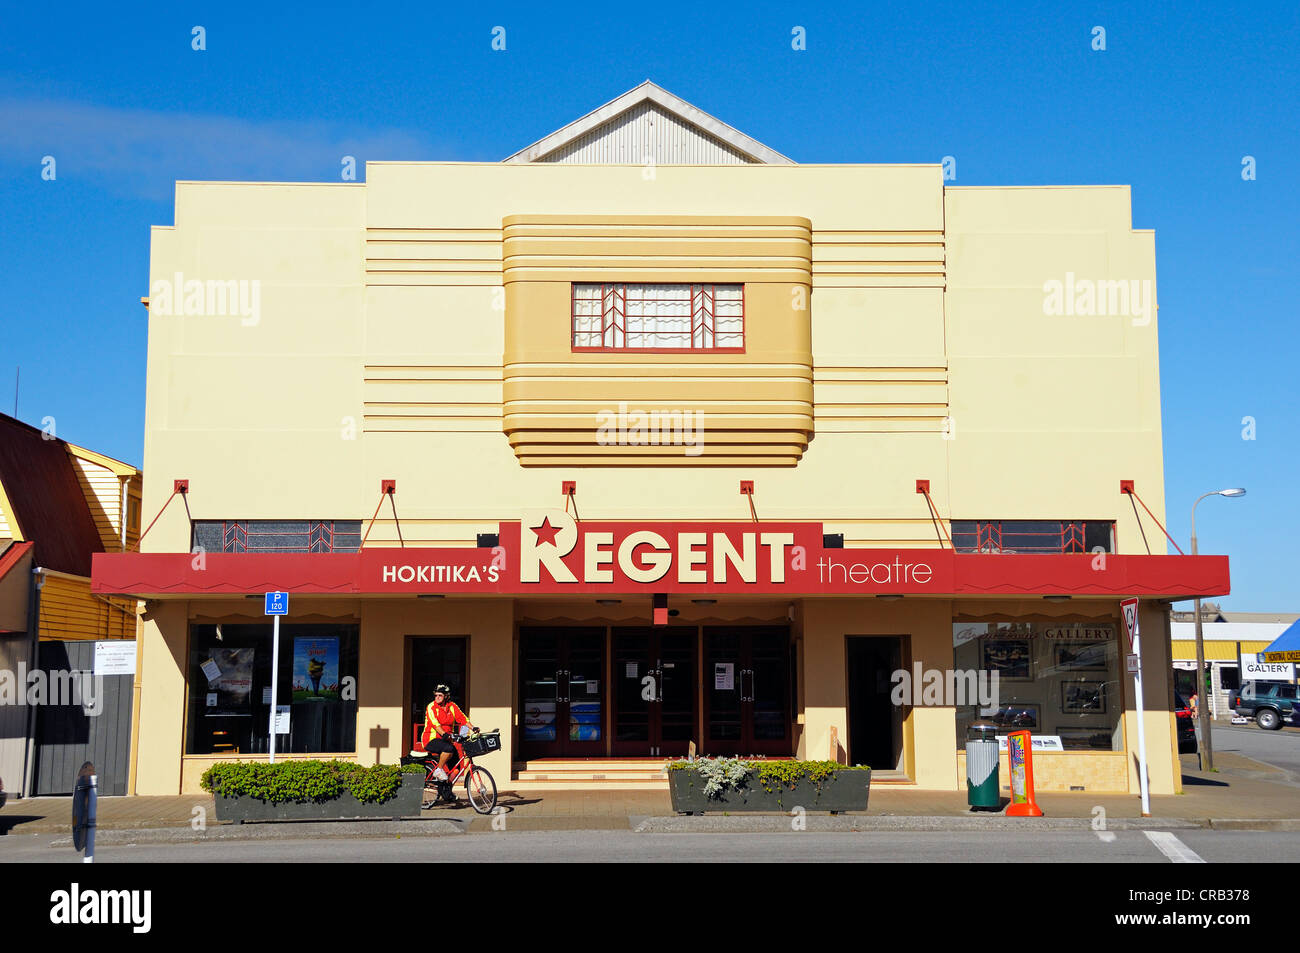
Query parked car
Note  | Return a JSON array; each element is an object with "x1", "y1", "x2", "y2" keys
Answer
[
  {"x1": 1230, "y1": 681, "x2": 1299, "y2": 730},
  {"x1": 1174, "y1": 693, "x2": 1198, "y2": 753}
]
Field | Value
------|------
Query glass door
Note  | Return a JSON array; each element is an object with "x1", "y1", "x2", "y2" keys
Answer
[
  {"x1": 520, "y1": 630, "x2": 562, "y2": 759},
  {"x1": 612, "y1": 627, "x2": 697, "y2": 756},
  {"x1": 563, "y1": 630, "x2": 605, "y2": 756},
  {"x1": 747, "y1": 627, "x2": 792, "y2": 756},
  {"x1": 519, "y1": 627, "x2": 605, "y2": 759},
  {"x1": 657, "y1": 629, "x2": 697, "y2": 756},
  {"x1": 703, "y1": 626, "x2": 791, "y2": 756}
]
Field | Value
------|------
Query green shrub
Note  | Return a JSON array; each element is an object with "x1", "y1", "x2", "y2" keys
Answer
[{"x1": 200, "y1": 759, "x2": 417, "y2": 804}]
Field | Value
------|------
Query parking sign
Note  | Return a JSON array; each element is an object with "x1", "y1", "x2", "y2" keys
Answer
[{"x1": 264, "y1": 591, "x2": 289, "y2": 615}]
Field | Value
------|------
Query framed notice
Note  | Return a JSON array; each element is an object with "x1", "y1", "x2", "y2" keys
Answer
[
  {"x1": 94, "y1": 641, "x2": 137, "y2": 676},
  {"x1": 1061, "y1": 680, "x2": 1107, "y2": 715},
  {"x1": 1055, "y1": 641, "x2": 1108, "y2": 672},
  {"x1": 981, "y1": 639, "x2": 1031, "y2": 680},
  {"x1": 990, "y1": 703, "x2": 1039, "y2": 731}
]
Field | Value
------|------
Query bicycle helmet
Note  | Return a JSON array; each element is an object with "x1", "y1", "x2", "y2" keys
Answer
[{"x1": 434, "y1": 684, "x2": 452, "y2": 697}]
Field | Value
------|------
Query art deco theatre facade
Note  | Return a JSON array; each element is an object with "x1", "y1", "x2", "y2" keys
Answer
[{"x1": 95, "y1": 82, "x2": 1228, "y2": 795}]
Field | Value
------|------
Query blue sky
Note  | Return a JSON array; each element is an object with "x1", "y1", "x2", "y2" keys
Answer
[{"x1": 1, "y1": 1, "x2": 1296, "y2": 608}]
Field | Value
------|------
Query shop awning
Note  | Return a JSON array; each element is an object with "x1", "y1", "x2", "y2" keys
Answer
[
  {"x1": 1171, "y1": 640, "x2": 1272, "y2": 662},
  {"x1": 92, "y1": 518, "x2": 1231, "y2": 600},
  {"x1": 1262, "y1": 620, "x2": 1300, "y2": 663}
]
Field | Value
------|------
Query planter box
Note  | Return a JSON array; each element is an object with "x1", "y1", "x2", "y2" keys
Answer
[
  {"x1": 212, "y1": 772, "x2": 425, "y2": 823},
  {"x1": 669, "y1": 767, "x2": 871, "y2": 814}
]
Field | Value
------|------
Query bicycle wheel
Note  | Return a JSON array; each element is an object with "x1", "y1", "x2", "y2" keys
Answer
[{"x1": 464, "y1": 765, "x2": 496, "y2": 815}]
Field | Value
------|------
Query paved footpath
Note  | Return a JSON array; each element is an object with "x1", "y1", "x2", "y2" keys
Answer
[{"x1": 3, "y1": 750, "x2": 1297, "y2": 841}]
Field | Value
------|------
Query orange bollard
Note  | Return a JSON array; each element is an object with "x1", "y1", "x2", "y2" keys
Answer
[{"x1": 1005, "y1": 730, "x2": 1044, "y2": 817}]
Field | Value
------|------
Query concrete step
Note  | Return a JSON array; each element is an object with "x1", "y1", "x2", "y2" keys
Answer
[{"x1": 513, "y1": 759, "x2": 670, "y2": 783}]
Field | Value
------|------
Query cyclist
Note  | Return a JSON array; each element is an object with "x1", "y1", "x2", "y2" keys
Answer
[{"x1": 421, "y1": 684, "x2": 474, "y2": 781}]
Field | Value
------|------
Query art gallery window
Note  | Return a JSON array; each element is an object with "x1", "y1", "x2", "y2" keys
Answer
[
  {"x1": 952, "y1": 619, "x2": 1123, "y2": 751},
  {"x1": 185, "y1": 623, "x2": 359, "y2": 755}
]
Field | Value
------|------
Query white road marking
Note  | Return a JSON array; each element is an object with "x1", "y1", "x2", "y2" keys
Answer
[
  {"x1": 1094, "y1": 831, "x2": 1117, "y2": 843},
  {"x1": 1144, "y1": 830, "x2": 1206, "y2": 863}
]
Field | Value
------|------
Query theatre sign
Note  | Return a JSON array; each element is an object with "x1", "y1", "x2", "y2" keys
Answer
[{"x1": 94, "y1": 509, "x2": 1229, "y2": 601}]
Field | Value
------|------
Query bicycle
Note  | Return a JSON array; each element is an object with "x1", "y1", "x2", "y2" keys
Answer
[{"x1": 411, "y1": 729, "x2": 500, "y2": 815}]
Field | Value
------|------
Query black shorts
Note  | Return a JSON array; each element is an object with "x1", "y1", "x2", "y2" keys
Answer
[{"x1": 425, "y1": 739, "x2": 458, "y2": 760}]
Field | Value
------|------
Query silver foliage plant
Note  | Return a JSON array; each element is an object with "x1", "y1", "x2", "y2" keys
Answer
[{"x1": 693, "y1": 756, "x2": 751, "y2": 799}]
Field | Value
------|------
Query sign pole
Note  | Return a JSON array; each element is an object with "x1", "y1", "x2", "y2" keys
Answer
[
  {"x1": 264, "y1": 591, "x2": 289, "y2": 763},
  {"x1": 269, "y1": 613, "x2": 280, "y2": 763},
  {"x1": 1122, "y1": 598, "x2": 1151, "y2": 817}
]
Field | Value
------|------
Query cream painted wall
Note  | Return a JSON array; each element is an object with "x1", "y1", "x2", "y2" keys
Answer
[
  {"x1": 141, "y1": 168, "x2": 1162, "y2": 554},
  {"x1": 802, "y1": 598, "x2": 958, "y2": 790},
  {"x1": 1122, "y1": 600, "x2": 1179, "y2": 795},
  {"x1": 945, "y1": 186, "x2": 1165, "y2": 552},
  {"x1": 357, "y1": 598, "x2": 514, "y2": 778},
  {"x1": 134, "y1": 602, "x2": 188, "y2": 795},
  {"x1": 141, "y1": 165, "x2": 951, "y2": 551}
]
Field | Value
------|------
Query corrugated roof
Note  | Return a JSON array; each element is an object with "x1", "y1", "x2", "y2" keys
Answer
[
  {"x1": 0, "y1": 415, "x2": 104, "y2": 576},
  {"x1": 504, "y1": 81, "x2": 794, "y2": 165},
  {"x1": 1171, "y1": 621, "x2": 1294, "y2": 642}
]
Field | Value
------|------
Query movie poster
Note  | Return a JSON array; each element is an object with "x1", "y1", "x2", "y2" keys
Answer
[
  {"x1": 292, "y1": 637, "x2": 340, "y2": 701},
  {"x1": 203, "y1": 647, "x2": 254, "y2": 714}
]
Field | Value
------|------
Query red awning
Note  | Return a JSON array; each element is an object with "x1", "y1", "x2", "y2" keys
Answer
[{"x1": 92, "y1": 519, "x2": 1229, "y2": 600}]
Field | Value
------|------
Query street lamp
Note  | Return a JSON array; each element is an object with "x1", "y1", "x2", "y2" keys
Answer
[{"x1": 1191, "y1": 488, "x2": 1245, "y2": 772}]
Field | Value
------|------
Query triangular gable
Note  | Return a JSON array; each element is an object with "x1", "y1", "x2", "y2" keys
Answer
[{"x1": 504, "y1": 80, "x2": 793, "y2": 165}]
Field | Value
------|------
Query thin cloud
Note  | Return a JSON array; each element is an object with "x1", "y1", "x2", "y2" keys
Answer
[{"x1": 0, "y1": 98, "x2": 451, "y2": 199}]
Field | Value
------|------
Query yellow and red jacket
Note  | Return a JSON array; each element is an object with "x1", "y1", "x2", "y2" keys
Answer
[{"x1": 422, "y1": 700, "x2": 470, "y2": 748}]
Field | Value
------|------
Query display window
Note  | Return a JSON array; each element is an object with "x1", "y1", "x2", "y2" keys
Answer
[
  {"x1": 953, "y1": 620, "x2": 1122, "y2": 751},
  {"x1": 186, "y1": 623, "x2": 359, "y2": 755}
]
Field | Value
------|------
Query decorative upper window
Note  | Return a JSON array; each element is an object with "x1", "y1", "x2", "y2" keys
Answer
[
  {"x1": 571, "y1": 283, "x2": 744, "y2": 351},
  {"x1": 951, "y1": 520, "x2": 1115, "y2": 555},
  {"x1": 192, "y1": 520, "x2": 362, "y2": 554}
]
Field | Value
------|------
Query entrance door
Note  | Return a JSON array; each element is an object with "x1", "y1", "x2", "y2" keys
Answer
[
  {"x1": 847, "y1": 637, "x2": 904, "y2": 771},
  {"x1": 31, "y1": 641, "x2": 134, "y2": 796},
  {"x1": 611, "y1": 627, "x2": 697, "y2": 756},
  {"x1": 703, "y1": 626, "x2": 792, "y2": 756},
  {"x1": 519, "y1": 627, "x2": 605, "y2": 759},
  {"x1": 408, "y1": 637, "x2": 467, "y2": 752}
]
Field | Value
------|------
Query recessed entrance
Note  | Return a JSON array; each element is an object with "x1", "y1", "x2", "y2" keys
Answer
[
  {"x1": 846, "y1": 636, "x2": 905, "y2": 771},
  {"x1": 611, "y1": 626, "x2": 697, "y2": 756}
]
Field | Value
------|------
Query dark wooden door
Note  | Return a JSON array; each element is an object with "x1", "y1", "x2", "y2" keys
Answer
[
  {"x1": 611, "y1": 627, "x2": 697, "y2": 756},
  {"x1": 703, "y1": 626, "x2": 791, "y2": 756},
  {"x1": 519, "y1": 627, "x2": 605, "y2": 759}
]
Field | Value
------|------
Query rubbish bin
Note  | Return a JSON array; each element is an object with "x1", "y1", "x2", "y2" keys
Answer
[{"x1": 966, "y1": 721, "x2": 1000, "y2": 810}]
